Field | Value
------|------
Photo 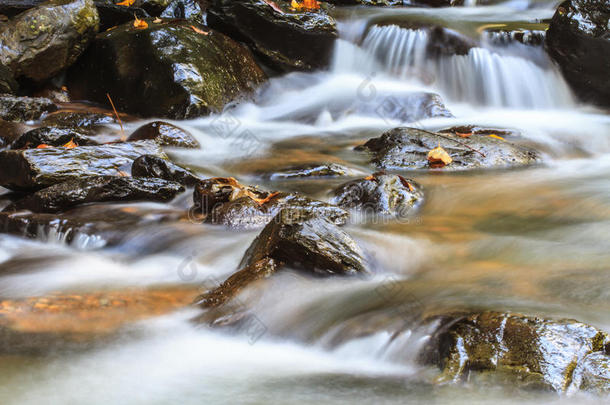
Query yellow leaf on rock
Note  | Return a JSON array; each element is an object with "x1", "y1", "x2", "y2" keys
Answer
[
  {"x1": 133, "y1": 16, "x2": 148, "y2": 29},
  {"x1": 488, "y1": 134, "x2": 506, "y2": 141},
  {"x1": 116, "y1": 0, "x2": 135, "y2": 6},
  {"x1": 62, "y1": 139, "x2": 78, "y2": 149},
  {"x1": 153, "y1": 17, "x2": 162, "y2": 23},
  {"x1": 427, "y1": 144, "x2": 452, "y2": 167}
]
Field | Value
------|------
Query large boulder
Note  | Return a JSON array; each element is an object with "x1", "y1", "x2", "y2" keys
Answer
[
  {"x1": 331, "y1": 172, "x2": 424, "y2": 218},
  {"x1": 423, "y1": 312, "x2": 610, "y2": 393},
  {"x1": 546, "y1": 0, "x2": 610, "y2": 107},
  {"x1": 208, "y1": 0, "x2": 338, "y2": 72},
  {"x1": 357, "y1": 127, "x2": 539, "y2": 171},
  {"x1": 0, "y1": 0, "x2": 99, "y2": 82},
  {"x1": 0, "y1": 140, "x2": 165, "y2": 190},
  {"x1": 0, "y1": 95, "x2": 57, "y2": 122},
  {"x1": 239, "y1": 208, "x2": 367, "y2": 276},
  {"x1": 68, "y1": 19, "x2": 267, "y2": 119},
  {"x1": 4, "y1": 176, "x2": 184, "y2": 213}
]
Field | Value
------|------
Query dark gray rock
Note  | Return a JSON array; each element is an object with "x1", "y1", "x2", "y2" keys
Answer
[
  {"x1": 0, "y1": 95, "x2": 57, "y2": 122},
  {"x1": 41, "y1": 111, "x2": 115, "y2": 128},
  {"x1": 0, "y1": 63, "x2": 18, "y2": 94},
  {"x1": 10, "y1": 126, "x2": 99, "y2": 149},
  {"x1": 132, "y1": 154, "x2": 200, "y2": 187},
  {"x1": 0, "y1": 0, "x2": 99, "y2": 81},
  {"x1": 127, "y1": 121, "x2": 200, "y2": 148}
]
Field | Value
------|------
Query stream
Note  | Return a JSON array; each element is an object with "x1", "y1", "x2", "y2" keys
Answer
[{"x1": 1, "y1": 0, "x2": 610, "y2": 404}]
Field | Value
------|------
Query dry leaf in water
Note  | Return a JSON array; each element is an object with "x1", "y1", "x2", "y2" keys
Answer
[
  {"x1": 133, "y1": 16, "x2": 148, "y2": 29},
  {"x1": 398, "y1": 175, "x2": 415, "y2": 192},
  {"x1": 263, "y1": 0, "x2": 285, "y2": 13},
  {"x1": 153, "y1": 17, "x2": 162, "y2": 23},
  {"x1": 456, "y1": 131, "x2": 472, "y2": 138},
  {"x1": 190, "y1": 25, "x2": 209, "y2": 35},
  {"x1": 488, "y1": 134, "x2": 505, "y2": 141},
  {"x1": 427, "y1": 144, "x2": 452, "y2": 168},
  {"x1": 36, "y1": 144, "x2": 50, "y2": 149}
]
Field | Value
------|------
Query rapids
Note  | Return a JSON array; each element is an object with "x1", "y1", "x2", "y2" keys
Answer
[{"x1": 1, "y1": 0, "x2": 609, "y2": 404}]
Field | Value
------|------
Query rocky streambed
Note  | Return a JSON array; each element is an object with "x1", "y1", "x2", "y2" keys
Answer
[{"x1": 0, "y1": 0, "x2": 609, "y2": 404}]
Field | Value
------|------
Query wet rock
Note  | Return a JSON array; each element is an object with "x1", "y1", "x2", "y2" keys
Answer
[
  {"x1": 10, "y1": 126, "x2": 99, "y2": 149},
  {"x1": 484, "y1": 29, "x2": 546, "y2": 47},
  {"x1": 0, "y1": 63, "x2": 17, "y2": 94},
  {"x1": 357, "y1": 127, "x2": 539, "y2": 171},
  {"x1": 42, "y1": 111, "x2": 115, "y2": 128},
  {"x1": 239, "y1": 207, "x2": 367, "y2": 276},
  {"x1": 438, "y1": 125, "x2": 521, "y2": 139},
  {"x1": 332, "y1": 172, "x2": 423, "y2": 217},
  {"x1": 266, "y1": 163, "x2": 364, "y2": 180},
  {"x1": 0, "y1": 0, "x2": 99, "y2": 81},
  {"x1": 424, "y1": 311, "x2": 610, "y2": 393},
  {"x1": 68, "y1": 19, "x2": 266, "y2": 119},
  {"x1": 127, "y1": 121, "x2": 200, "y2": 148},
  {"x1": 0, "y1": 119, "x2": 29, "y2": 149},
  {"x1": 577, "y1": 351, "x2": 610, "y2": 394},
  {"x1": 0, "y1": 203, "x2": 184, "y2": 247},
  {"x1": 132, "y1": 154, "x2": 200, "y2": 187},
  {"x1": 546, "y1": 0, "x2": 610, "y2": 107},
  {"x1": 208, "y1": 0, "x2": 338, "y2": 71},
  {"x1": 0, "y1": 140, "x2": 165, "y2": 190},
  {"x1": 328, "y1": 0, "x2": 463, "y2": 6},
  {"x1": 160, "y1": 0, "x2": 203, "y2": 23},
  {"x1": 193, "y1": 177, "x2": 348, "y2": 229},
  {"x1": 94, "y1": 1, "x2": 150, "y2": 31},
  {"x1": 196, "y1": 257, "x2": 278, "y2": 308},
  {"x1": 0, "y1": 95, "x2": 57, "y2": 122},
  {"x1": 4, "y1": 176, "x2": 184, "y2": 213},
  {"x1": 0, "y1": 1, "x2": 46, "y2": 18}
]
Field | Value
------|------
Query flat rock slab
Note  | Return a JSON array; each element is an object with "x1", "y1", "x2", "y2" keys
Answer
[
  {"x1": 358, "y1": 127, "x2": 539, "y2": 171},
  {"x1": 0, "y1": 95, "x2": 57, "y2": 122},
  {"x1": 0, "y1": 140, "x2": 165, "y2": 190},
  {"x1": 4, "y1": 176, "x2": 184, "y2": 213}
]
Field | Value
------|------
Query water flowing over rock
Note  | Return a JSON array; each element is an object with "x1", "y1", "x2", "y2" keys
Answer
[
  {"x1": 546, "y1": 0, "x2": 610, "y2": 107},
  {"x1": 0, "y1": 0, "x2": 99, "y2": 82},
  {"x1": 208, "y1": 0, "x2": 338, "y2": 71},
  {"x1": 68, "y1": 19, "x2": 267, "y2": 119},
  {"x1": 358, "y1": 127, "x2": 540, "y2": 171},
  {"x1": 4, "y1": 176, "x2": 184, "y2": 213},
  {"x1": 0, "y1": 140, "x2": 165, "y2": 190}
]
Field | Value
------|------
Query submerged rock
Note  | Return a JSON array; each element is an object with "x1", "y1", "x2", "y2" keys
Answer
[
  {"x1": 0, "y1": 0, "x2": 99, "y2": 81},
  {"x1": 358, "y1": 127, "x2": 539, "y2": 170},
  {"x1": 4, "y1": 176, "x2": 184, "y2": 213},
  {"x1": 127, "y1": 121, "x2": 200, "y2": 148},
  {"x1": 265, "y1": 163, "x2": 364, "y2": 180},
  {"x1": 546, "y1": 0, "x2": 610, "y2": 107},
  {"x1": 132, "y1": 154, "x2": 200, "y2": 187},
  {"x1": 10, "y1": 126, "x2": 99, "y2": 149},
  {"x1": 192, "y1": 177, "x2": 348, "y2": 229},
  {"x1": 0, "y1": 95, "x2": 57, "y2": 122},
  {"x1": 239, "y1": 207, "x2": 367, "y2": 276},
  {"x1": 332, "y1": 172, "x2": 423, "y2": 217},
  {"x1": 68, "y1": 19, "x2": 266, "y2": 119},
  {"x1": 208, "y1": 0, "x2": 338, "y2": 71},
  {"x1": 0, "y1": 140, "x2": 165, "y2": 190},
  {"x1": 423, "y1": 311, "x2": 610, "y2": 393}
]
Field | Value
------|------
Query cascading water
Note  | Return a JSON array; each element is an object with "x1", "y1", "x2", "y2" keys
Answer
[{"x1": 338, "y1": 24, "x2": 575, "y2": 108}]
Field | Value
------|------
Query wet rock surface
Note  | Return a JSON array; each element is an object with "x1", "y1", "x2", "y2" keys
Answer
[
  {"x1": 332, "y1": 172, "x2": 424, "y2": 217},
  {"x1": 4, "y1": 176, "x2": 184, "y2": 213},
  {"x1": 68, "y1": 19, "x2": 267, "y2": 119},
  {"x1": 0, "y1": 119, "x2": 29, "y2": 149},
  {"x1": 0, "y1": 63, "x2": 17, "y2": 94},
  {"x1": 265, "y1": 163, "x2": 364, "y2": 180},
  {"x1": 132, "y1": 154, "x2": 200, "y2": 187},
  {"x1": 358, "y1": 127, "x2": 539, "y2": 171},
  {"x1": 127, "y1": 121, "x2": 200, "y2": 148},
  {"x1": 193, "y1": 177, "x2": 348, "y2": 229},
  {"x1": 208, "y1": 0, "x2": 338, "y2": 71},
  {"x1": 160, "y1": 0, "x2": 203, "y2": 23},
  {"x1": 0, "y1": 95, "x2": 57, "y2": 122},
  {"x1": 0, "y1": 140, "x2": 165, "y2": 190},
  {"x1": 0, "y1": 0, "x2": 99, "y2": 82},
  {"x1": 10, "y1": 126, "x2": 100, "y2": 149},
  {"x1": 42, "y1": 111, "x2": 115, "y2": 128},
  {"x1": 94, "y1": 1, "x2": 150, "y2": 31},
  {"x1": 546, "y1": 0, "x2": 610, "y2": 107},
  {"x1": 239, "y1": 208, "x2": 367, "y2": 276},
  {"x1": 423, "y1": 311, "x2": 610, "y2": 393}
]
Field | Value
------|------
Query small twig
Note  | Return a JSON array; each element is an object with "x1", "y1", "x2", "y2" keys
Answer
[
  {"x1": 106, "y1": 93, "x2": 125, "y2": 140},
  {"x1": 423, "y1": 129, "x2": 486, "y2": 158}
]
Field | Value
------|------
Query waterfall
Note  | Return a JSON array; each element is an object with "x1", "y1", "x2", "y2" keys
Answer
[{"x1": 338, "y1": 24, "x2": 575, "y2": 109}]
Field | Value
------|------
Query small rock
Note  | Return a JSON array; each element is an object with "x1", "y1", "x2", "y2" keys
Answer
[
  {"x1": 132, "y1": 154, "x2": 200, "y2": 186},
  {"x1": 42, "y1": 111, "x2": 115, "y2": 128},
  {"x1": 127, "y1": 121, "x2": 200, "y2": 148},
  {"x1": 331, "y1": 172, "x2": 424, "y2": 217},
  {"x1": 0, "y1": 140, "x2": 165, "y2": 190},
  {"x1": 4, "y1": 176, "x2": 184, "y2": 213},
  {"x1": 266, "y1": 163, "x2": 364, "y2": 180},
  {"x1": 160, "y1": 0, "x2": 202, "y2": 23},
  {"x1": 208, "y1": 0, "x2": 338, "y2": 71},
  {"x1": 0, "y1": 0, "x2": 100, "y2": 81},
  {"x1": 0, "y1": 95, "x2": 57, "y2": 122},
  {"x1": 239, "y1": 207, "x2": 367, "y2": 276},
  {"x1": 358, "y1": 127, "x2": 539, "y2": 170},
  {"x1": 10, "y1": 126, "x2": 99, "y2": 149}
]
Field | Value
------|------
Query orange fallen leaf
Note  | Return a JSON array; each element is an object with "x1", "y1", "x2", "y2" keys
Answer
[
  {"x1": 427, "y1": 144, "x2": 452, "y2": 168},
  {"x1": 153, "y1": 17, "x2": 162, "y2": 23},
  {"x1": 488, "y1": 134, "x2": 505, "y2": 141},
  {"x1": 456, "y1": 131, "x2": 472, "y2": 138},
  {"x1": 36, "y1": 144, "x2": 50, "y2": 149},
  {"x1": 190, "y1": 25, "x2": 209, "y2": 35},
  {"x1": 263, "y1": 0, "x2": 285, "y2": 13},
  {"x1": 62, "y1": 138, "x2": 78, "y2": 149},
  {"x1": 133, "y1": 15, "x2": 148, "y2": 29},
  {"x1": 398, "y1": 175, "x2": 415, "y2": 192},
  {"x1": 364, "y1": 175, "x2": 375, "y2": 181},
  {"x1": 116, "y1": 0, "x2": 135, "y2": 6},
  {"x1": 118, "y1": 170, "x2": 130, "y2": 177},
  {"x1": 291, "y1": 0, "x2": 304, "y2": 10},
  {"x1": 304, "y1": 0, "x2": 321, "y2": 9},
  {"x1": 253, "y1": 191, "x2": 280, "y2": 206}
]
